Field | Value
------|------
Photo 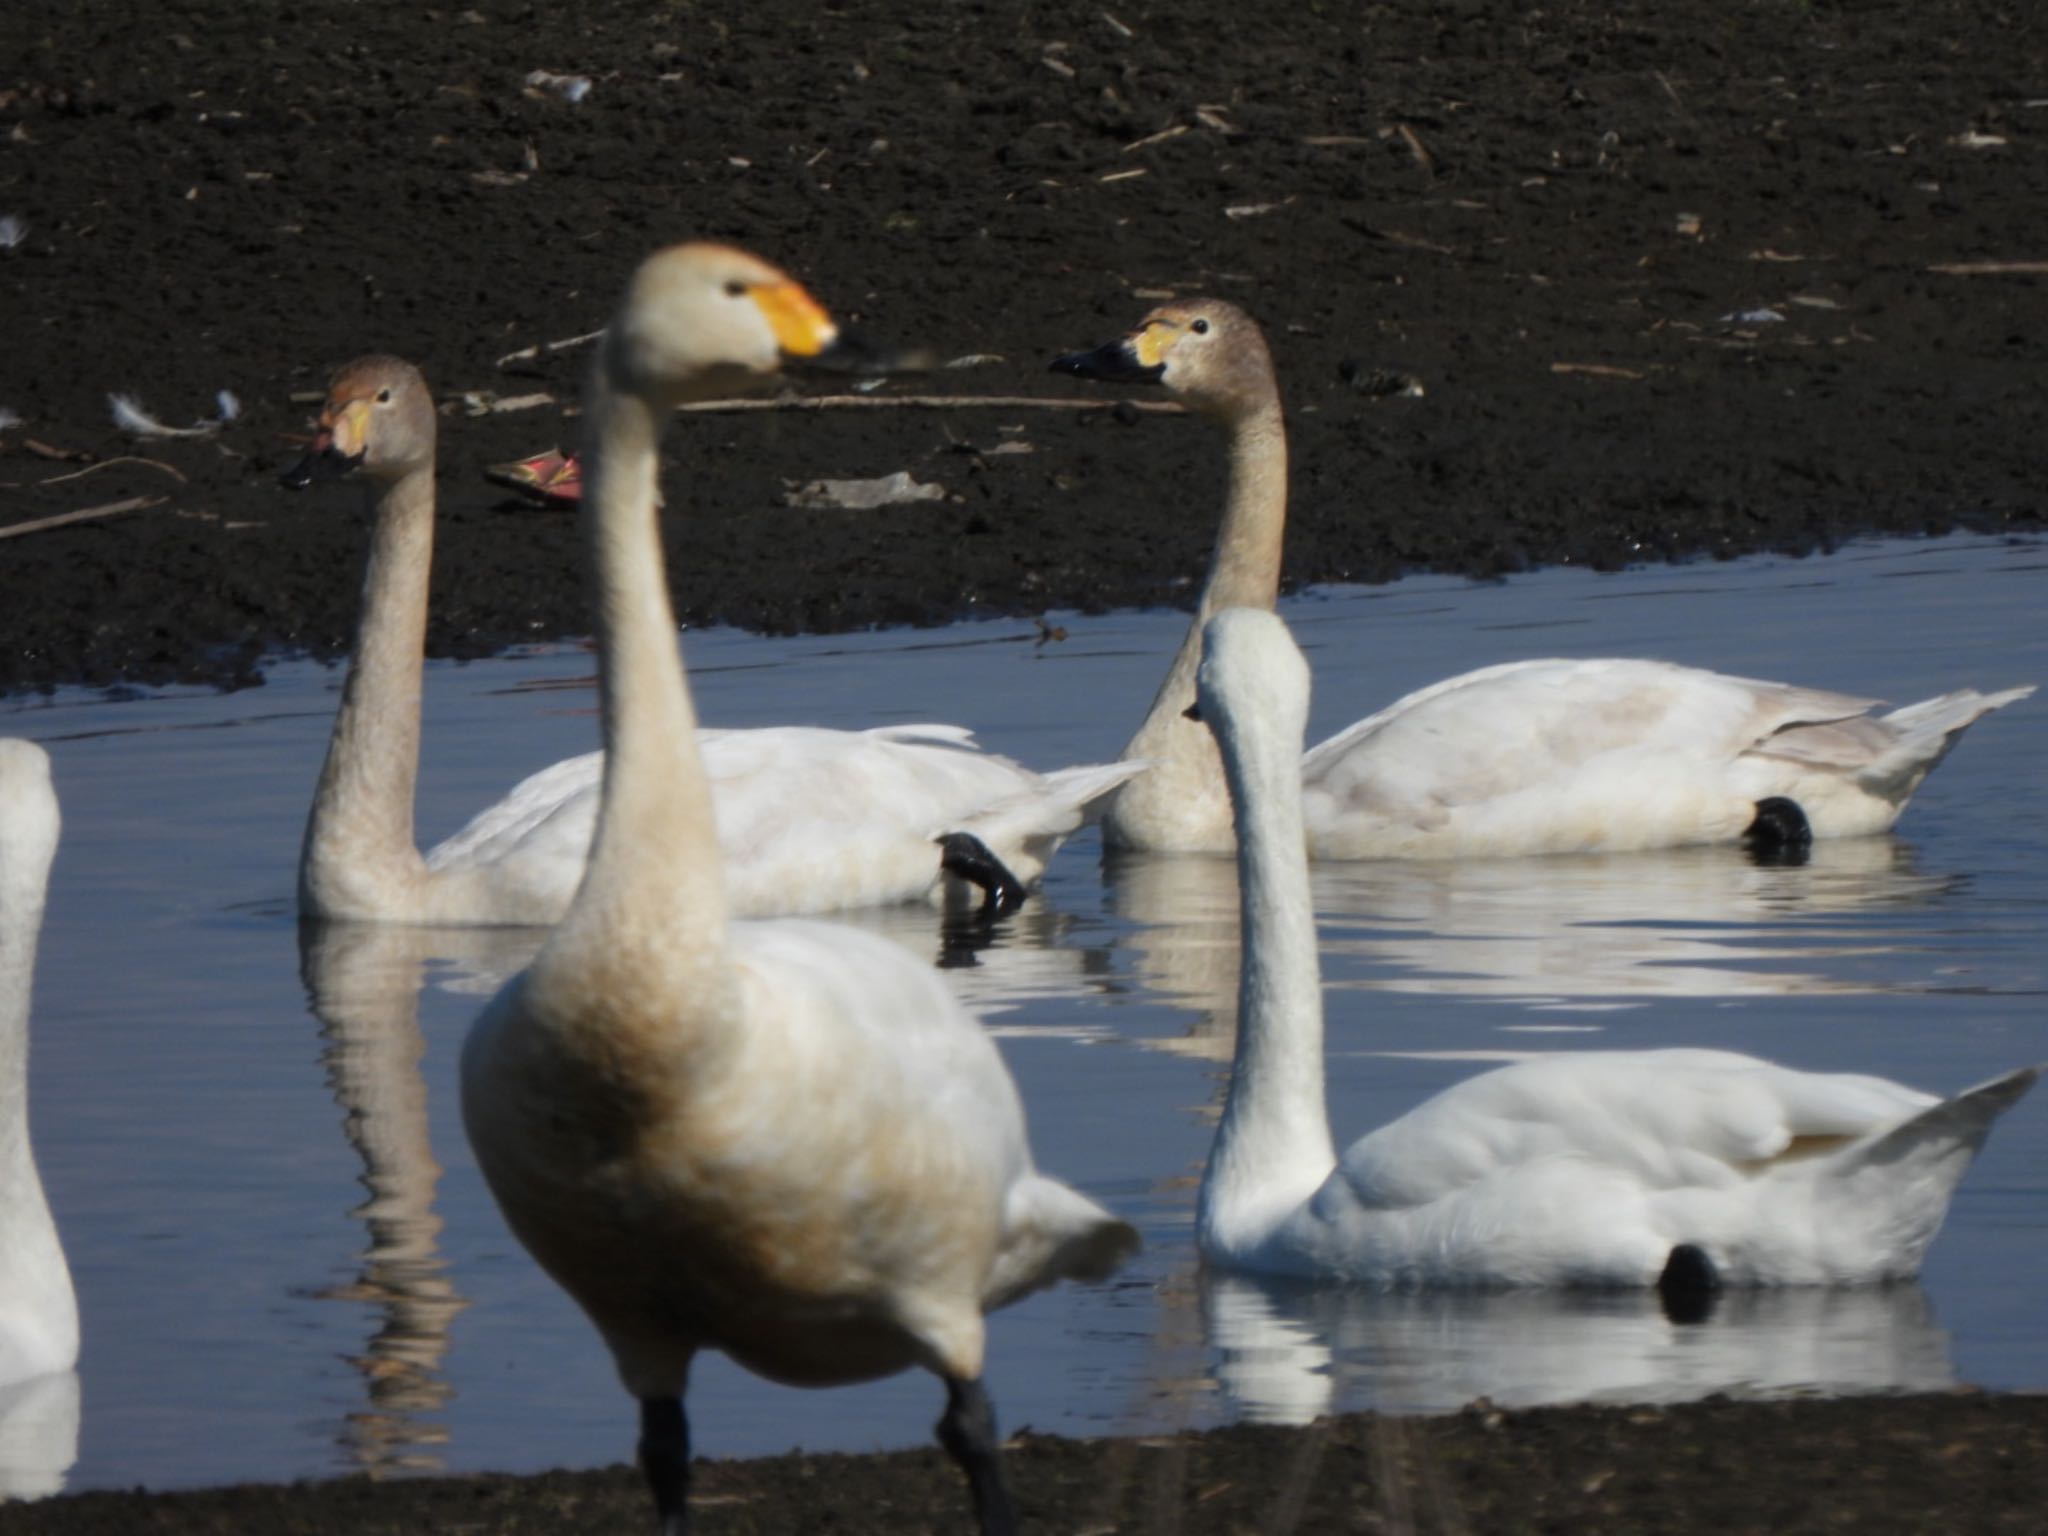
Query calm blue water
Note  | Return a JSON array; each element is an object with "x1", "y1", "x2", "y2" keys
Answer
[{"x1": 2, "y1": 532, "x2": 2043, "y2": 1494}]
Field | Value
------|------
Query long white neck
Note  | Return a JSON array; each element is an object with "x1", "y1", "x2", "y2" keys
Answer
[
  {"x1": 1197, "y1": 668, "x2": 1336, "y2": 1255},
  {"x1": 529, "y1": 365, "x2": 730, "y2": 1020},
  {"x1": 299, "y1": 466, "x2": 435, "y2": 919},
  {"x1": 0, "y1": 781, "x2": 77, "y2": 1380},
  {"x1": 1107, "y1": 402, "x2": 1289, "y2": 851}
]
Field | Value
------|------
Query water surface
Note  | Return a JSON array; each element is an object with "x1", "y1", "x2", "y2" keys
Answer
[{"x1": 4, "y1": 533, "x2": 2043, "y2": 1493}]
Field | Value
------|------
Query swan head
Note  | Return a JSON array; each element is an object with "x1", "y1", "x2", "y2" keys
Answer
[
  {"x1": 1193, "y1": 608, "x2": 1311, "y2": 758},
  {"x1": 599, "y1": 242, "x2": 844, "y2": 407},
  {"x1": 280, "y1": 356, "x2": 435, "y2": 490},
  {"x1": 1051, "y1": 299, "x2": 1277, "y2": 424}
]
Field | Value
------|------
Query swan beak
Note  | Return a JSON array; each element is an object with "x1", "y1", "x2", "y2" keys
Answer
[
  {"x1": 278, "y1": 402, "x2": 370, "y2": 489},
  {"x1": 752, "y1": 279, "x2": 841, "y2": 360},
  {"x1": 1050, "y1": 334, "x2": 1166, "y2": 386}
]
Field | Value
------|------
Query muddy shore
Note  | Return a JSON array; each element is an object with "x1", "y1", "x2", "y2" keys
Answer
[{"x1": 3, "y1": 0, "x2": 2045, "y2": 695}]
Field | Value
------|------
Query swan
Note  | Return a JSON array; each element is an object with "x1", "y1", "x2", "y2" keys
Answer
[
  {"x1": 1190, "y1": 605, "x2": 2037, "y2": 1297},
  {"x1": 1053, "y1": 301, "x2": 2032, "y2": 857},
  {"x1": 284, "y1": 358, "x2": 1139, "y2": 926},
  {"x1": 459, "y1": 243, "x2": 1139, "y2": 1535},
  {"x1": 0, "y1": 740, "x2": 78, "y2": 1388}
]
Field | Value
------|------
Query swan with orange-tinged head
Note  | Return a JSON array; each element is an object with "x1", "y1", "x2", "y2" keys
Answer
[
  {"x1": 1055, "y1": 300, "x2": 2031, "y2": 859},
  {"x1": 285, "y1": 327, "x2": 1138, "y2": 928},
  {"x1": 460, "y1": 243, "x2": 1138, "y2": 1536}
]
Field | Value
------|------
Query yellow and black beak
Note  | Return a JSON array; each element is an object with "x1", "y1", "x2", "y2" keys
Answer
[
  {"x1": 1051, "y1": 331, "x2": 1168, "y2": 386},
  {"x1": 279, "y1": 400, "x2": 369, "y2": 489}
]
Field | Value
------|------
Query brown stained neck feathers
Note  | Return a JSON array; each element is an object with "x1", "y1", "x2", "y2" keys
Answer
[
  {"x1": 538, "y1": 376, "x2": 730, "y2": 997},
  {"x1": 1108, "y1": 400, "x2": 1289, "y2": 849},
  {"x1": 300, "y1": 466, "x2": 436, "y2": 916}
]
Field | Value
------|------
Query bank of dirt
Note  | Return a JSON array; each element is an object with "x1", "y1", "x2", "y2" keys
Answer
[
  {"x1": 3, "y1": 1393, "x2": 2045, "y2": 1535},
  {"x1": 2, "y1": 0, "x2": 2044, "y2": 694}
]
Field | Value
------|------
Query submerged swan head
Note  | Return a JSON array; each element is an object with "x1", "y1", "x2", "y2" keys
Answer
[
  {"x1": 1052, "y1": 298, "x2": 1277, "y2": 424},
  {"x1": 601, "y1": 242, "x2": 842, "y2": 406},
  {"x1": 280, "y1": 356, "x2": 435, "y2": 490}
]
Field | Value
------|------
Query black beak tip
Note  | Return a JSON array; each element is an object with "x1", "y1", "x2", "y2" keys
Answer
[
  {"x1": 279, "y1": 446, "x2": 363, "y2": 490},
  {"x1": 805, "y1": 328, "x2": 933, "y2": 378}
]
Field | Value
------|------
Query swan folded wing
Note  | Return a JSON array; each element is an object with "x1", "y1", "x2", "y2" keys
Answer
[
  {"x1": 726, "y1": 921, "x2": 1134, "y2": 1306},
  {"x1": 1330, "y1": 1050, "x2": 1938, "y2": 1212},
  {"x1": 426, "y1": 750, "x2": 604, "y2": 873},
  {"x1": 1746, "y1": 686, "x2": 2035, "y2": 782},
  {"x1": 1304, "y1": 661, "x2": 1883, "y2": 815}
]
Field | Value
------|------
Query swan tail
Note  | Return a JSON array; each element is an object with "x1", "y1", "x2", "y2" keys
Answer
[
  {"x1": 985, "y1": 1177, "x2": 1141, "y2": 1310},
  {"x1": 1823, "y1": 1064, "x2": 2040, "y2": 1272},
  {"x1": 1856, "y1": 685, "x2": 2035, "y2": 802},
  {"x1": 957, "y1": 761, "x2": 1150, "y2": 850}
]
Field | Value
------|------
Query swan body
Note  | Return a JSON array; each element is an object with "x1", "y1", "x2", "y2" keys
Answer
[
  {"x1": 289, "y1": 357, "x2": 1136, "y2": 927},
  {"x1": 0, "y1": 740, "x2": 78, "y2": 1386},
  {"x1": 1191, "y1": 606, "x2": 2038, "y2": 1290},
  {"x1": 423, "y1": 726, "x2": 1139, "y2": 922},
  {"x1": 459, "y1": 243, "x2": 1136, "y2": 1534},
  {"x1": 1054, "y1": 302, "x2": 2031, "y2": 856}
]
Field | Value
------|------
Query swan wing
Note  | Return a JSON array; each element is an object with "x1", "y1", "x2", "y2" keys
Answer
[
  {"x1": 1302, "y1": 659, "x2": 1879, "y2": 814},
  {"x1": 1333, "y1": 1049, "x2": 1936, "y2": 1211},
  {"x1": 727, "y1": 921, "x2": 1134, "y2": 1304},
  {"x1": 428, "y1": 725, "x2": 1123, "y2": 918}
]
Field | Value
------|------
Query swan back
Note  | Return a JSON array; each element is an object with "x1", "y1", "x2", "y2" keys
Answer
[{"x1": 0, "y1": 740, "x2": 78, "y2": 1384}]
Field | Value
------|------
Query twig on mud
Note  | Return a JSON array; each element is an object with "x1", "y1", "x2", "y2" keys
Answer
[
  {"x1": 496, "y1": 329, "x2": 605, "y2": 369},
  {"x1": 1123, "y1": 124, "x2": 1187, "y2": 153},
  {"x1": 456, "y1": 390, "x2": 560, "y2": 417},
  {"x1": 1927, "y1": 260, "x2": 2048, "y2": 276},
  {"x1": 674, "y1": 394, "x2": 1186, "y2": 415},
  {"x1": 1551, "y1": 362, "x2": 1646, "y2": 381},
  {"x1": 23, "y1": 439, "x2": 93, "y2": 463},
  {"x1": 0, "y1": 495, "x2": 166, "y2": 541},
  {"x1": 38, "y1": 455, "x2": 189, "y2": 487},
  {"x1": 1388, "y1": 122, "x2": 1436, "y2": 174}
]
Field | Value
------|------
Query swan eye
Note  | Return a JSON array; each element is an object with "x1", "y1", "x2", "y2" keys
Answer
[
  {"x1": 375, "y1": 388, "x2": 392, "y2": 404},
  {"x1": 1190, "y1": 318, "x2": 1211, "y2": 336},
  {"x1": 724, "y1": 280, "x2": 748, "y2": 298}
]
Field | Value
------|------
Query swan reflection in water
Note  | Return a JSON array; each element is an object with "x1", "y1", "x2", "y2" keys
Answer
[
  {"x1": 1104, "y1": 835, "x2": 1963, "y2": 1060},
  {"x1": 299, "y1": 920, "x2": 544, "y2": 1476},
  {"x1": 0, "y1": 1372, "x2": 78, "y2": 1501},
  {"x1": 1200, "y1": 1272, "x2": 1958, "y2": 1425}
]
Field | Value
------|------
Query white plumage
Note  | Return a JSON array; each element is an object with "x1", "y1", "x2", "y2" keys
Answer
[
  {"x1": 0, "y1": 740, "x2": 78, "y2": 1388},
  {"x1": 1191, "y1": 606, "x2": 2038, "y2": 1291},
  {"x1": 459, "y1": 243, "x2": 1136, "y2": 1535},
  {"x1": 1054, "y1": 300, "x2": 2030, "y2": 857},
  {"x1": 289, "y1": 356, "x2": 1137, "y2": 927}
]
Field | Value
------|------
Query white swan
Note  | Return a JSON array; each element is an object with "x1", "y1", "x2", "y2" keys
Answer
[
  {"x1": 285, "y1": 358, "x2": 1139, "y2": 926},
  {"x1": 1190, "y1": 606, "x2": 2036, "y2": 1293},
  {"x1": 0, "y1": 740, "x2": 77, "y2": 1388},
  {"x1": 1054, "y1": 302, "x2": 2031, "y2": 857},
  {"x1": 459, "y1": 243, "x2": 1139, "y2": 1534}
]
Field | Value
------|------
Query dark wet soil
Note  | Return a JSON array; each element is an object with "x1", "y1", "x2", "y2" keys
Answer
[
  {"x1": 4, "y1": 0, "x2": 2047, "y2": 695},
  {"x1": 5, "y1": 0, "x2": 2048, "y2": 1528},
  {"x1": 3, "y1": 1393, "x2": 2045, "y2": 1534}
]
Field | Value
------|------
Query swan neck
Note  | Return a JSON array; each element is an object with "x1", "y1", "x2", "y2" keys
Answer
[
  {"x1": 1108, "y1": 403, "x2": 1289, "y2": 850},
  {"x1": 0, "y1": 863, "x2": 57, "y2": 1259},
  {"x1": 300, "y1": 466, "x2": 435, "y2": 916},
  {"x1": 1200, "y1": 686, "x2": 1336, "y2": 1245},
  {"x1": 545, "y1": 375, "x2": 728, "y2": 972}
]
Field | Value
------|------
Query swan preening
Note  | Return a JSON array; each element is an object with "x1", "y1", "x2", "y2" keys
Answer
[
  {"x1": 0, "y1": 740, "x2": 78, "y2": 1389},
  {"x1": 1192, "y1": 606, "x2": 2037, "y2": 1295},
  {"x1": 1054, "y1": 301, "x2": 2032, "y2": 857},
  {"x1": 285, "y1": 357, "x2": 1138, "y2": 927},
  {"x1": 459, "y1": 244, "x2": 1138, "y2": 1534}
]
